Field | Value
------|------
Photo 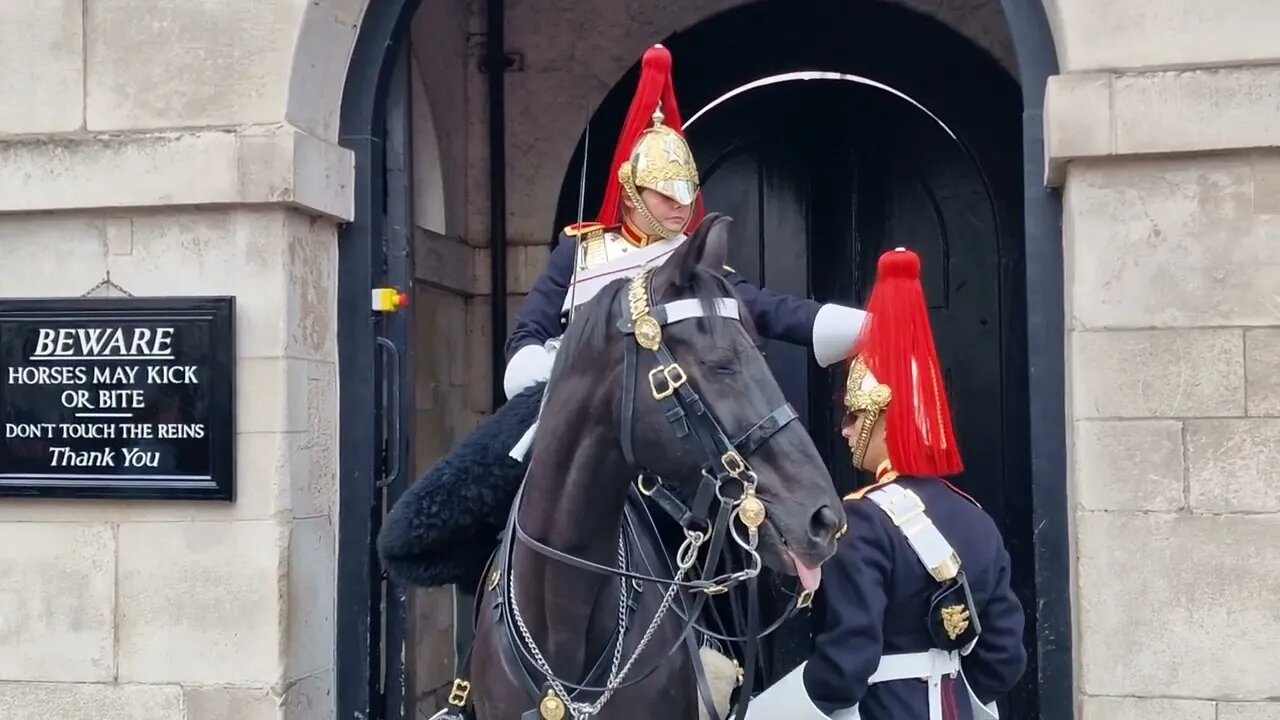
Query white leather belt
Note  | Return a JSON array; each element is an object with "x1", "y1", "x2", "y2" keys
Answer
[
  {"x1": 832, "y1": 650, "x2": 996, "y2": 720},
  {"x1": 868, "y1": 649, "x2": 960, "y2": 684}
]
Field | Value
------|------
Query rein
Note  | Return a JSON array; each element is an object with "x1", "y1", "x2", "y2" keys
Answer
[{"x1": 503, "y1": 268, "x2": 810, "y2": 719}]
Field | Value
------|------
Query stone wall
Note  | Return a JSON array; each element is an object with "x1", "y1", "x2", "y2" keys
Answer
[
  {"x1": 0, "y1": 1, "x2": 354, "y2": 718},
  {"x1": 1044, "y1": 4, "x2": 1280, "y2": 714},
  {"x1": 0, "y1": 208, "x2": 340, "y2": 719}
]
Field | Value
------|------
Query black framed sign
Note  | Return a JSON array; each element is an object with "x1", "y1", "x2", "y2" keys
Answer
[{"x1": 0, "y1": 297, "x2": 235, "y2": 500}]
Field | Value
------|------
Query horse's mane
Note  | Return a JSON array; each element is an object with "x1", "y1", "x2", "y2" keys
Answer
[{"x1": 547, "y1": 266, "x2": 760, "y2": 391}]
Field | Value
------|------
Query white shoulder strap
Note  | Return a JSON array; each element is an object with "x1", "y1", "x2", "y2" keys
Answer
[{"x1": 864, "y1": 483, "x2": 961, "y2": 582}]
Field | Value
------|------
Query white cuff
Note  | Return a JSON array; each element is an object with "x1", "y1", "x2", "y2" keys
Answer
[
  {"x1": 503, "y1": 344, "x2": 554, "y2": 400},
  {"x1": 812, "y1": 303, "x2": 869, "y2": 368},
  {"x1": 744, "y1": 662, "x2": 832, "y2": 720}
]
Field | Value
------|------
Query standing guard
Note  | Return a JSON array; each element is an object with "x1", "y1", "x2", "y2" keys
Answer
[{"x1": 745, "y1": 248, "x2": 1027, "y2": 720}]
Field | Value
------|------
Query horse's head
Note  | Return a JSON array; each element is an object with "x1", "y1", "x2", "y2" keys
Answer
[{"x1": 614, "y1": 213, "x2": 843, "y2": 588}]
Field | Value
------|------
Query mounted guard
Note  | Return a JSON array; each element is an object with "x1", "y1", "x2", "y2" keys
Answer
[
  {"x1": 379, "y1": 43, "x2": 868, "y2": 593},
  {"x1": 744, "y1": 248, "x2": 1028, "y2": 720}
]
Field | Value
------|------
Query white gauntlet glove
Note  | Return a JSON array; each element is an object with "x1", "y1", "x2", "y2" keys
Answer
[
  {"x1": 812, "y1": 303, "x2": 870, "y2": 368},
  {"x1": 503, "y1": 343, "x2": 555, "y2": 400}
]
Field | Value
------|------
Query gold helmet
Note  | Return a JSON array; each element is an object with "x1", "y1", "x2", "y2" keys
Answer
[
  {"x1": 844, "y1": 355, "x2": 893, "y2": 469},
  {"x1": 619, "y1": 104, "x2": 701, "y2": 207},
  {"x1": 597, "y1": 45, "x2": 705, "y2": 240}
]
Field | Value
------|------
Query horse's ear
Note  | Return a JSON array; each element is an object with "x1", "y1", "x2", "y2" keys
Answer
[
  {"x1": 657, "y1": 212, "x2": 731, "y2": 290},
  {"x1": 698, "y1": 215, "x2": 731, "y2": 273}
]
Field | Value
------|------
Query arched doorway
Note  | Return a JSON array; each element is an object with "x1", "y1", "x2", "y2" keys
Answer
[
  {"x1": 335, "y1": 0, "x2": 1068, "y2": 718},
  {"x1": 552, "y1": 2, "x2": 1033, "y2": 710}
]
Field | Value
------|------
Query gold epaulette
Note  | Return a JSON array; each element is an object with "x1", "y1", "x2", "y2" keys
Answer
[
  {"x1": 844, "y1": 464, "x2": 902, "y2": 502},
  {"x1": 563, "y1": 222, "x2": 606, "y2": 241},
  {"x1": 844, "y1": 486, "x2": 876, "y2": 502}
]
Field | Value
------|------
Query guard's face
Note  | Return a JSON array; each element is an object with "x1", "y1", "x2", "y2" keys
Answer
[
  {"x1": 638, "y1": 188, "x2": 692, "y2": 232},
  {"x1": 841, "y1": 411, "x2": 867, "y2": 451}
]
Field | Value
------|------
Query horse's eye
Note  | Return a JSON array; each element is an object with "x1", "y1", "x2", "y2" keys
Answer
[{"x1": 704, "y1": 357, "x2": 737, "y2": 375}]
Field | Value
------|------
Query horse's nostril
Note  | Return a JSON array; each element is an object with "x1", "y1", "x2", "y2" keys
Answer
[{"x1": 808, "y1": 504, "x2": 842, "y2": 542}]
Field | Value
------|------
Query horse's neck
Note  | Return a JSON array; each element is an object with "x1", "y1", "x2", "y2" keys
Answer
[{"x1": 514, "y1": 405, "x2": 633, "y2": 681}]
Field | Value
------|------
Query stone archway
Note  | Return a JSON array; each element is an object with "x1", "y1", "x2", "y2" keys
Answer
[{"x1": 327, "y1": 1, "x2": 1067, "y2": 718}]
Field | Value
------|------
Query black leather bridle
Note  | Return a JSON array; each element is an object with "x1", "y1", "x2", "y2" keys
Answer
[{"x1": 499, "y1": 268, "x2": 813, "y2": 720}]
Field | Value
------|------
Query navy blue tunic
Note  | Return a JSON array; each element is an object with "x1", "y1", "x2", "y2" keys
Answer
[
  {"x1": 503, "y1": 233, "x2": 823, "y2": 362},
  {"x1": 804, "y1": 476, "x2": 1027, "y2": 718}
]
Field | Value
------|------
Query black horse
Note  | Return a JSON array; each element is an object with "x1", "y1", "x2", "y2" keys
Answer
[{"x1": 460, "y1": 215, "x2": 844, "y2": 719}]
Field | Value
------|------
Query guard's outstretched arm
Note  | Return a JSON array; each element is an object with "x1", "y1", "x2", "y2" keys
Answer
[
  {"x1": 501, "y1": 234, "x2": 575, "y2": 399},
  {"x1": 721, "y1": 267, "x2": 868, "y2": 367},
  {"x1": 961, "y1": 544, "x2": 1028, "y2": 704}
]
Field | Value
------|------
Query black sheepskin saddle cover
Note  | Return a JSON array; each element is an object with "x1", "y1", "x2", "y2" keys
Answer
[{"x1": 377, "y1": 382, "x2": 545, "y2": 592}]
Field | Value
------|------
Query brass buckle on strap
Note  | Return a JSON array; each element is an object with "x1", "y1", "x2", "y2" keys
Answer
[
  {"x1": 448, "y1": 679, "x2": 471, "y2": 707},
  {"x1": 648, "y1": 363, "x2": 687, "y2": 400},
  {"x1": 720, "y1": 450, "x2": 746, "y2": 478}
]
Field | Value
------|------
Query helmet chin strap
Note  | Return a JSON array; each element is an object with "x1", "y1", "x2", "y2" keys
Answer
[{"x1": 620, "y1": 173, "x2": 691, "y2": 240}]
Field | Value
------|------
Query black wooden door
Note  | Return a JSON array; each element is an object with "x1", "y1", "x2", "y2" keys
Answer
[{"x1": 688, "y1": 79, "x2": 1009, "y2": 685}]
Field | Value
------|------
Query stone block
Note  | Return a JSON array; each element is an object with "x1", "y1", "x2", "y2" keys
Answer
[
  {"x1": 284, "y1": 668, "x2": 335, "y2": 720},
  {"x1": 108, "y1": 209, "x2": 292, "y2": 357},
  {"x1": 1047, "y1": 0, "x2": 1280, "y2": 72},
  {"x1": 85, "y1": 0, "x2": 297, "y2": 130},
  {"x1": 291, "y1": 361, "x2": 338, "y2": 520},
  {"x1": 0, "y1": 682, "x2": 183, "y2": 720},
  {"x1": 1221, "y1": 703, "x2": 1280, "y2": 720},
  {"x1": 471, "y1": 244, "x2": 552, "y2": 295},
  {"x1": 1074, "y1": 420, "x2": 1184, "y2": 511},
  {"x1": 1253, "y1": 154, "x2": 1280, "y2": 216},
  {"x1": 1187, "y1": 419, "x2": 1280, "y2": 513},
  {"x1": 1077, "y1": 512, "x2": 1280, "y2": 698},
  {"x1": 408, "y1": 586, "x2": 456, "y2": 713},
  {"x1": 0, "y1": 524, "x2": 115, "y2": 681},
  {"x1": 0, "y1": 3, "x2": 84, "y2": 134},
  {"x1": 1113, "y1": 67, "x2": 1280, "y2": 156},
  {"x1": 117, "y1": 520, "x2": 284, "y2": 684},
  {"x1": 426, "y1": 288, "x2": 470, "y2": 389},
  {"x1": 415, "y1": 229, "x2": 479, "y2": 295},
  {"x1": 0, "y1": 127, "x2": 352, "y2": 219},
  {"x1": 1080, "y1": 696, "x2": 1214, "y2": 720},
  {"x1": 1044, "y1": 73, "x2": 1113, "y2": 184},
  {"x1": 1066, "y1": 156, "x2": 1279, "y2": 328},
  {"x1": 512, "y1": 244, "x2": 554, "y2": 295},
  {"x1": 236, "y1": 358, "x2": 310, "y2": 434},
  {"x1": 465, "y1": 296, "x2": 495, "y2": 414},
  {"x1": 284, "y1": 213, "x2": 339, "y2": 362},
  {"x1": 287, "y1": 517, "x2": 335, "y2": 681},
  {"x1": 286, "y1": 0, "x2": 363, "y2": 142},
  {"x1": 184, "y1": 685, "x2": 280, "y2": 720},
  {"x1": 0, "y1": 215, "x2": 108, "y2": 296},
  {"x1": 1071, "y1": 329, "x2": 1245, "y2": 418},
  {"x1": 1246, "y1": 329, "x2": 1280, "y2": 416}
]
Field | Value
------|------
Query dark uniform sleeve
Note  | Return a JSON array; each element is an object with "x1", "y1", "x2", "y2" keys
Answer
[
  {"x1": 962, "y1": 543, "x2": 1028, "y2": 704},
  {"x1": 503, "y1": 234, "x2": 576, "y2": 363},
  {"x1": 721, "y1": 267, "x2": 821, "y2": 348},
  {"x1": 802, "y1": 500, "x2": 894, "y2": 712}
]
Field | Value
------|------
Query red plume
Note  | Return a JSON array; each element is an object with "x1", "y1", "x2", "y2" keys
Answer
[
  {"x1": 596, "y1": 45, "x2": 706, "y2": 230},
  {"x1": 858, "y1": 248, "x2": 963, "y2": 477}
]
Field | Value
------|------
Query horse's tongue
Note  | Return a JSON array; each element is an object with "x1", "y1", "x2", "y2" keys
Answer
[{"x1": 790, "y1": 552, "x2": 822, "y2": 592}]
